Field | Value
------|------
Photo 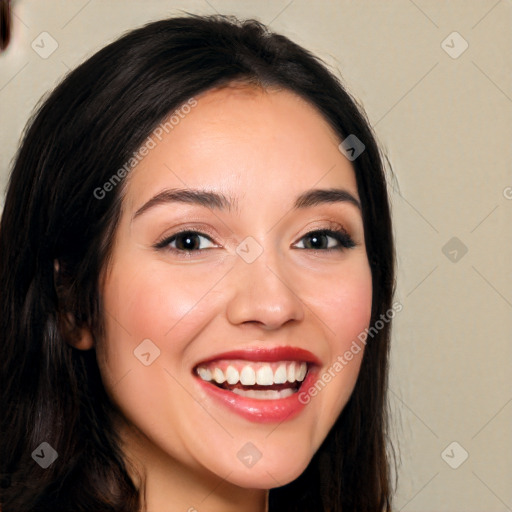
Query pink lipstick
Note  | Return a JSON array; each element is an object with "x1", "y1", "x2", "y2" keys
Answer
[{"x1": 193, "y1": 346, "x2": 320, "y2": 423}]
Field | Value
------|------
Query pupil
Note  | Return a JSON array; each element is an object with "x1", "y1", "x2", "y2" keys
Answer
[
  {"x1": 308, "y1": 233, "x2": 326, "y2": 249},
  {"x1": 178, "y1": 233, "x2": 198, "y2": 250}
]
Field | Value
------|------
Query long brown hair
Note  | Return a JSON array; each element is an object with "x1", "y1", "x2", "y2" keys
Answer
[{"x1": 0, "y1": 14, "x2": 396, "y2": 511}]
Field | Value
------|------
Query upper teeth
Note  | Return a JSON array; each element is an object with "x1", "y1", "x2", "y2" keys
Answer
[{"x1": 196, "y1": 361, "x2": 308, "y2": 386}]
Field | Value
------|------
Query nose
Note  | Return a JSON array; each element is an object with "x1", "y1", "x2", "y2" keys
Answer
[{"x1": 225, "y1": 249, "x2": 305, "y2": 330}]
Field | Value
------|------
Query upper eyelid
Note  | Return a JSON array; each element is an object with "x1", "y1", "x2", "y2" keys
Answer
[
  {"x1": 157, "y1": 223, "x2": 220, "y2": 242},
  {"x1": 163, "y1": 218, "x2": 350, "y2": 239}
]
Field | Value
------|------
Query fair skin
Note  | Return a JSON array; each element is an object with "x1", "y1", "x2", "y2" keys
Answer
[{"x1": 75, "y1": 84, "x2": 372, "y2": 511}]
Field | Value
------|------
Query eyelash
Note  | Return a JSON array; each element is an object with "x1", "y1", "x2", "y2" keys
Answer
[{"x1": 154, "y1": 225, "x2": 356, "y2": 256}]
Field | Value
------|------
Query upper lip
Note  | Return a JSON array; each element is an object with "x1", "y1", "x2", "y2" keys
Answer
[{"x1": 193, "y1": 346, "x2": 322, "y2": 367}]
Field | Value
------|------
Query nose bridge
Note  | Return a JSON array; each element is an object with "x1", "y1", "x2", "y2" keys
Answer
[{"x1": 225, "y1": 237, "x2": 304, "y2": 329}]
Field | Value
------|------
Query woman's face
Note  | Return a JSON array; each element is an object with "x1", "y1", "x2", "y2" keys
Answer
[{"x1": 94, "y1": 85, "x2": 372, "y2": 491}]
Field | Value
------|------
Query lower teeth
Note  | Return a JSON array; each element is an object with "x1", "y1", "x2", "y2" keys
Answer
[{"x1": 231, "y1": 388, "x2": 295, "y2": 399}]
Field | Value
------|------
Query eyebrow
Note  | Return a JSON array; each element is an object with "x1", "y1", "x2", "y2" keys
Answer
[{"x1": 132, "y1": 187, "x2": 361, "y2": 221}]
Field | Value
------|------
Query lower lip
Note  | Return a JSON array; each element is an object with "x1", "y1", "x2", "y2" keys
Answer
[{"x1": 195, "y1": 368, "x2": 318, "y2": 423}]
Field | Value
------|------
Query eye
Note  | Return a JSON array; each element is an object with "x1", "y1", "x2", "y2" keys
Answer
[
  {"x1": 293, "y1": 229, "x2": 355, "y2": 251},
  {"x1": 154, "y1": 227, "x2": 356, "y2": 255},
  {"x1": 155, "y1": 230, "x2": 218, "y2": 252}
]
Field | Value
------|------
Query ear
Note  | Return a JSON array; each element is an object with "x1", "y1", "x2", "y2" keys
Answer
[
  {"x1": 60, "y1": 312, "x2": 95, "y2": 351},
  {"x1": 54, "y1": 259, "x2": 95, "y2": 350}
]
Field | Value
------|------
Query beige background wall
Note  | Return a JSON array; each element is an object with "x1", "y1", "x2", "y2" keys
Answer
[{"x1": 1, "y1": 1, "x2": 511, "y2": 510}]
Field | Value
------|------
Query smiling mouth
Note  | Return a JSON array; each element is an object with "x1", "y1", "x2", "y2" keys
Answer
[{"x1": 194, "y1": 360, "x2": 309, "y2": 400}]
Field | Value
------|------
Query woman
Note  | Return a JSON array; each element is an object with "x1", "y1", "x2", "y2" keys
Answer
[{"x1": 0, "y1": 14, "x2": 396, "y2": 512}]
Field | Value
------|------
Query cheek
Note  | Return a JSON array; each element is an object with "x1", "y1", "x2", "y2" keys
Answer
[
  {"x1": 301, "y1": 257, "x2": 373, "y2": 346},
  {"x1": 96, "y1": 260, "x2": 226, "y2": 458},
  {"x1": 99, "y1": 259, "x2": 226, "y2": 371},
  {"x1": 296, "y1": 257, "x2": 372, "y2": 419},
  {"x1": 97, "y1": 258, "x2": 228, "y2": 399},
  {"x1": 321, "y1": 278, "x2": 372, "y2": 336}
]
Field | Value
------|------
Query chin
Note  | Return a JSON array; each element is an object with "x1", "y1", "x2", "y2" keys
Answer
[{"x1": 220, "y1": 449, "x2": 313, "y2": 490}]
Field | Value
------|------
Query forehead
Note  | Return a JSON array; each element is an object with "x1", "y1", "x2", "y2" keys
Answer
[{"x1": 123, "y1": 84, "x2": 358, "y2": 211}]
